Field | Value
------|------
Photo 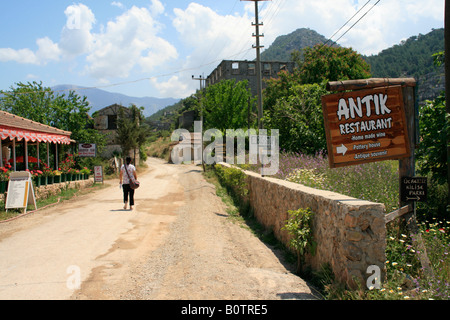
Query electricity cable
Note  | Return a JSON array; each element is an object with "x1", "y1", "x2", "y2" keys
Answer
[{"x1": 322, "y1": 0, "x2": 381, "y2": 49}]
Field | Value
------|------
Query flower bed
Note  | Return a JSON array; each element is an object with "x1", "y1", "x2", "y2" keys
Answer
[{"x1": 0, "y1": 158, "x2": 92, "y2": 195}]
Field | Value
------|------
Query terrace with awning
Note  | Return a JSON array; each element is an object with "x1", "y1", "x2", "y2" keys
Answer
[{"x1": 0, "y1": 110, "x2": 73, "y2": 171}]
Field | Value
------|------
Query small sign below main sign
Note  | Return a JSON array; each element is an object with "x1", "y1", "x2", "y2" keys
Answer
[
  {"x1": 401, "y1": 176, "x2": 427, "y2": 202},
  {"x1": 322, "y1": 85, "x2": 411, "y2": 168}
]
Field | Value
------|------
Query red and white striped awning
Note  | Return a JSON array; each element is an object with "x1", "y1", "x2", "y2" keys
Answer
[{"x1": 0, "y1": 126, "x2": 72, "y2": 145}]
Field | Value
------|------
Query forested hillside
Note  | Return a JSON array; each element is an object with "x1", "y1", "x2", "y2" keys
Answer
[
  {"x1": 364, "y1": 28, "x2": 445, "y2": 102},
  {"x1": 364, "y1": 28, "x2": 444, "y2": 79},
  {"x1": 262, "y1": 27, "x2": 445, "y2": 102}
]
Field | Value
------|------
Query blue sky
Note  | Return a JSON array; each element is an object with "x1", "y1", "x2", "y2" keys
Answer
[{"x1": 0, "y1": 0, "x2": 444, "y2": 99}]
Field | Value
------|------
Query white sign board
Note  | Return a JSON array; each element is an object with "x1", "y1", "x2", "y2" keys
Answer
[
  {"x1": 79, "y1": 143, "x2": 96, "y2": 157},
  {"x1": 94, "y1": 166, "x2": 103, "y2": 183},
  {"x1": 6, "y1": 171, "x2": 37, "y2": 213}
]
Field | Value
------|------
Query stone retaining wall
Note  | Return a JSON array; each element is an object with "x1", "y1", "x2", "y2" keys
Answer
[
  {"x1": 34, "y1": 179, "x2": 95, "y2": 201},
  {"x1": 218, "y1": 163, "x2": 386, "y2": 288}
]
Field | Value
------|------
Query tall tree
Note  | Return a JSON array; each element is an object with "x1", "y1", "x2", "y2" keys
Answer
[
  {"x1": 263, "y1": 45, "x2": 371, "y2": 154},
  {"x1": 264, "y1": 82, "x2": 327, "y2": 153},
  {"x1": 202, "y1": 79, "x2": 255, "y2": 132},
  {"x1": 0, "y1": 81, "x2": 55, "y2": 125},
  {"x1": 0, "y1": 81, "x2": 105, "y2": 151},
  {"x1": 116, "y1": 104, "x2": 148, "y2": 163},
  {"x1": 295, "y1": 45, "x2": 371, "y2": 84}
]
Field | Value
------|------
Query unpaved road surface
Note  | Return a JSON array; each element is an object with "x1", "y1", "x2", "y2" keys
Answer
[{"x1": 0, "y1": 157, "x2": 319, "y2": 300}]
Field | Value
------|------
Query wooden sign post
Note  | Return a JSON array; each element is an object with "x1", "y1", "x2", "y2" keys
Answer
[
  {"x1": 6, "y1": 171, "x2": 37, "y2": 214},
  {"x1": 322, "y1": 84, "x2": 411, "y2": 168},
  {"x1": 323, "y1": 78, "x2": 433, "y2": 276}
]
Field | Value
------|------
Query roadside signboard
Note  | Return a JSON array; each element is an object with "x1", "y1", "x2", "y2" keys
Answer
[
  {"x1": 6, "y1": 171, "x2": 37, "y2": 213},
  {"x1": 79, "y1": 143, "x2": 96, "y2": 157},
  {"x1": 401, "y1": 176, "x2": 427, "y2": 202},
  {"x1": 321, "y1": 85, "x2": 410, "y2": 168},
  {"x1": 94, "y1": 166, "x2": 103, "y2": 183}
]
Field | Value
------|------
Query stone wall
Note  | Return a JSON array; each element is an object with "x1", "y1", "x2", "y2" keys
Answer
[
  {"x1": 34, "y1": 179, "x2": 95, "y2": 201},
  {"x1": 218, "y1": 163, "x2": 386, "y2": 288},
  {"x1": 1, "y1": 179, "x2": 94, "y2": 202}
]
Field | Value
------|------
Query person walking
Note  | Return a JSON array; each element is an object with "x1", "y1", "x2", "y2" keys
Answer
[{"x1": 119, "y1": 156, "x2": 137, "y2": 211}]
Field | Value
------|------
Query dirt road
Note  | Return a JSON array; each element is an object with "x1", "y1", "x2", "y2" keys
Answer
[{"x1": 0, "y1": 157, "x2": 318, "y2": 300}]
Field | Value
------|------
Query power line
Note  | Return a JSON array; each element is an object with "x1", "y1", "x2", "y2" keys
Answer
[
  {"x1": 322, "y1": 0, "x2": 372, "y2": 47},
  {"x1": 326, "y1": 0, "x2": 382, "y2": 48},
  {"x1": 199, "y1": 0, "x2": 241, "y2": 67}
]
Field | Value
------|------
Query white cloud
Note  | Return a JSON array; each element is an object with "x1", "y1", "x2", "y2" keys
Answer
[
  {"x1": 0, "y1": 37, "x2": 60, "y2": 65},
  {"x1": 59, "y1": 4, "x2": 96, "y2": 57},
  {"x1": 85, "y1": 5, "x2": 178, "y2": 81},
  {"x1": 0, "y1": 48, "x2": 38, "y2": 64},
  {"x1": 150, "y1": 0, "x2": 165, "y2": 16},
  {"x1": 173, "y1": 3, "x2": 253, "y2": 64},
  {"x1": 153, "y1": 3, "x2": 254, "y2": 97},
  {"x1": 151, "y1": 75, "x2": 190, "y2": 98},
  {"x1": 111, "y1": 2, "x2": 124, "y2": 9},
  {"x1": 36, "y1": 37, "x2": 61, "y2": 62}
]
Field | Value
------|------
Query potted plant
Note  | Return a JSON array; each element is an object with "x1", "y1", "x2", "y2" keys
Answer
[
  {"x1": 30, "y1": 169, "x2": 43, "y2": 187},
  {"x1": 0, "y1": 165, "x2": 11, "y2": 193},
  {"x1": 42, "y1": 163, "x2": 55, "y2": 184},
  {"x1": 80, "y1": 167, "x2": 91, "y2": 180},
  {"x1": 53, "y1": 169, "x2": 62, "y2": 183},
  {"x1": 60, "y1": 154, "x2": 76, "y2": 181}
]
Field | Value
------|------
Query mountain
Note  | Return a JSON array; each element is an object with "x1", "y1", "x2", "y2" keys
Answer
[
  {"x1": 261, "y1": 28, "x2": 333, "y2": 61},
  {"x1": 52, "y1": 85, "x2": 180, "y2": 117}
]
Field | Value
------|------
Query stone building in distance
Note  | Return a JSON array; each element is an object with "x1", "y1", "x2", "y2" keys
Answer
[
  {"x1": 205, "y1": 60, "x2": 295, "y2": 96},
  {"x1": 93, "y1": 104, "x2": 139, "y2": 163}
]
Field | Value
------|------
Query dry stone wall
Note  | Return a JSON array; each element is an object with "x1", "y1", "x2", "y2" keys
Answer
[
  {"x1": 34, "y1": 179, "x2": 94, "y2": 201},
  {"x1": 218, "y1": 163, "x2": 387, "y2": 288}
]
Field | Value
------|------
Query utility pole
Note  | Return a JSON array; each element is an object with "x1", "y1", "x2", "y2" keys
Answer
[
  {"x1": 242, "y1": 0, "x2": 271, "y2": 130},
  {"x1": 192, "y1": 74, "x2": 206, "y2": 172},
  {"x1": 445, "y1": 0, "x2": 450, "y2": 212}
]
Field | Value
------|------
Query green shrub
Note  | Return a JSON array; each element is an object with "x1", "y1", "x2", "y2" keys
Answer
[
  {"x1": 214, "y1": 165, "x2": 248, "y2": 199},
  {"x1": 282, "y1": 207, "x2": 316, "y2": 273}
]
